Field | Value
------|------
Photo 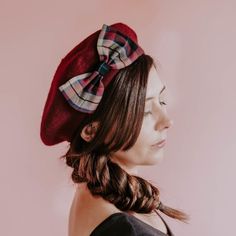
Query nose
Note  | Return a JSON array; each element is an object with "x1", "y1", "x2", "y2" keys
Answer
[{"x1": 154, "y1": 109, "x2": 174, "y2": 131}]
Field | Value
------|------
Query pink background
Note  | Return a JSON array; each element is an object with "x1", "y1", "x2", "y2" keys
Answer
[{"x1": 1, "y1": 1, "x2": 236, "y2": 235}]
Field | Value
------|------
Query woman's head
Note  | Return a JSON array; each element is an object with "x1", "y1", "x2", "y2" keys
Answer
[{"x1": 77, "y1": 55, "x2": 173, "y2": 173}]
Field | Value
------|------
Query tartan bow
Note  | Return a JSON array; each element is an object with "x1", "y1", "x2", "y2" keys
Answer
[{"x1": 58, "y1": 24, "x2": 144, "y2": 114}]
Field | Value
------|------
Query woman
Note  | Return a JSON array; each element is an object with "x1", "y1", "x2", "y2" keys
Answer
[{"x1": 40, "y1": 22, "x2": 189, "y2": 236}]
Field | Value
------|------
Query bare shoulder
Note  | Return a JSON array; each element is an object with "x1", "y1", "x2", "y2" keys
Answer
[{"x1": 68, "y1": 184, "x2": 122, "y2": 236}]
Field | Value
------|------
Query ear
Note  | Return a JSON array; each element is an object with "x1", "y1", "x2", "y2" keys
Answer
[{"x1": 80, "y1": 121, "x2": 99, "y2": 142}]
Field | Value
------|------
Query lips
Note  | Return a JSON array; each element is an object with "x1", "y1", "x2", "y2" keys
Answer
[{"x1": 151, "y1": 139, "x2": 166, "y2": 147}]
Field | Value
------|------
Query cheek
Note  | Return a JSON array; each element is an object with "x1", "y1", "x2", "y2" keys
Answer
[
  {"x1": 138, "y1": 119, "x2": 155, "y2": 143},
  {"x1": 132, "y1": 126, "x2": 154, "y2": 156},
  {"x1": 115, "y1": 119, "x2": 157, "y2": 164}
]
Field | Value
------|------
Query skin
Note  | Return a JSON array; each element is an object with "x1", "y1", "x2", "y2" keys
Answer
[{"x1": 81, "y1": 65, "x2": 174, "y2": 175}]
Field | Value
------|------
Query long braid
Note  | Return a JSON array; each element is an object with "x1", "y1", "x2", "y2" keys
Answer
[{"x1": 62, "y1": 151, "x2": 189, "y2": 223}]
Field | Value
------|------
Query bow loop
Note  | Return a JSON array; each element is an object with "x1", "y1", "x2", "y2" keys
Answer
[
  {"x1": 59, "y1": 24, "x2": 144, "y2": 114},
  {"x1": 97, "y1": 24, "x2": 144, "y2": 70}
]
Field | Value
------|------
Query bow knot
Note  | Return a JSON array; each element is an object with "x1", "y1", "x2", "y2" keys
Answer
[
  {"x1": 59, "y1": 24, "x2": 144, "y2": 114},
  {"x1": 97, "y1": 61, "x2": 110, "y2": 76}
]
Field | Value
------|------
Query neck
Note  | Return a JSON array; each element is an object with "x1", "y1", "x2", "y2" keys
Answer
[{"x1": 110, "y1": 159, "x2": 139, "y2": 176}]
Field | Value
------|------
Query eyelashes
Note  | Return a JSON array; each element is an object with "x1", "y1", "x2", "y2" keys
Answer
[{"x1": 160, "y1": 101, "x2": 167, "y2": 105}]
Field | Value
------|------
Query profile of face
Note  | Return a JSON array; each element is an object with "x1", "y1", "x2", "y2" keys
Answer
[
  {"x1": 110, "y1": 65, "x2": 173, "y2": 173},
  {"x1": 80, "y1": 65, "x2": 173, "y2": 174}
]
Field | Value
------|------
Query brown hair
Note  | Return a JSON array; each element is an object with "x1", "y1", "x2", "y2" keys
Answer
[{"x1": 60, "y1": 54, "x2": 190, "y2": 223}]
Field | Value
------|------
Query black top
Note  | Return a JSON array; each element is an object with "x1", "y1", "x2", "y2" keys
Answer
[{"x1": 90, "y1": 210, "x2": 174, "y2": 236}]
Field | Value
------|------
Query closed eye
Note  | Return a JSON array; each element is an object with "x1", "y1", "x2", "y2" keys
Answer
[
  {"x1": 144, "y1": 100, "x2": 167, "y2": 116},
  {"x1": 160, "y1": 101, "x2": 167, "y2": 105}
]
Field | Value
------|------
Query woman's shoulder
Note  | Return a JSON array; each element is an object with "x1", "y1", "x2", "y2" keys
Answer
[
  {"x1": 71, "y1": 207, "x2": 171, "y2": 236},
  {"x1": 90, "y1": 211, "x2": 170, "y2": 236},
  {"x1": 69, "y1": 185, "x2": 172, "y2": 236}
]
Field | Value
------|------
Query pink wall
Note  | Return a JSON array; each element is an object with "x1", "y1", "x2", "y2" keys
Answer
[{"x1": 1, "y1": 1, "x2": 236, "y2": 235}]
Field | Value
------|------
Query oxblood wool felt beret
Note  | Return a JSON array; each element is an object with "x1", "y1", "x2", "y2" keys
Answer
[{"x1": 40, "y1": 22, "x2": 144, "y2": 146}]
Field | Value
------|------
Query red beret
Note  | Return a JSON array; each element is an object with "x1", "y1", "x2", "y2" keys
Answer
[{"x1": 40, "y1": 22, "x2": 144, "y2": 146}]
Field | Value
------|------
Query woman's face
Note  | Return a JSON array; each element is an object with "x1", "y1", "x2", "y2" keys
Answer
[{"x1": 110, "y1": 65, "x2": 173, "y2": 174}]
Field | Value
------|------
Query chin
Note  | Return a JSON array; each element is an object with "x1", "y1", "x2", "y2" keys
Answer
[{"x1": 146, "y1": 151, "x2": 164, "y2": 165}]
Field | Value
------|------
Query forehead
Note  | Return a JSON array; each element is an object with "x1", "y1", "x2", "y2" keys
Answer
[{"x1": 146, "y1": 66, "x2": 163, "y2": 96}]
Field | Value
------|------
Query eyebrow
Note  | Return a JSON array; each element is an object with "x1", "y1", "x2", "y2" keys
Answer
[{"x1": 145, "y1": 85, "x2": 166, "y2": 102}]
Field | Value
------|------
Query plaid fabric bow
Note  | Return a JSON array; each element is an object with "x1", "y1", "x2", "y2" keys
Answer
[{"x1": 58, "y1": 24, "x2": 144, "y2": 114}]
